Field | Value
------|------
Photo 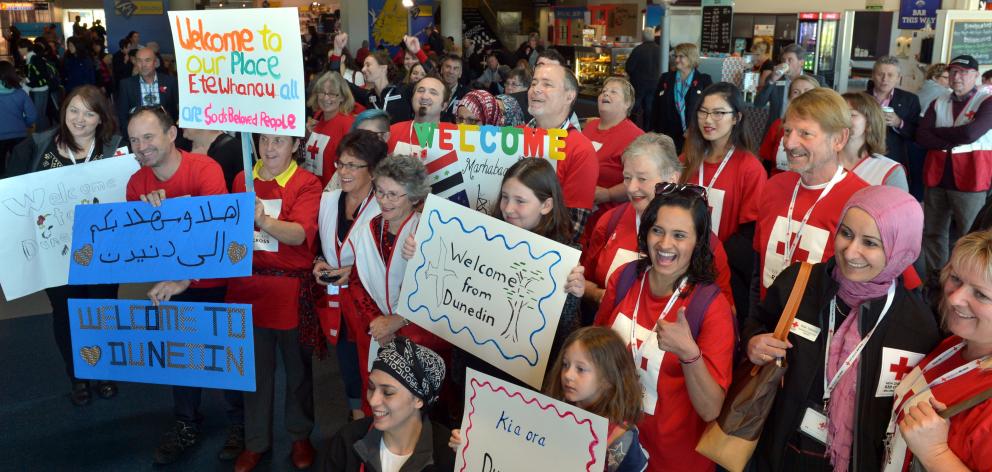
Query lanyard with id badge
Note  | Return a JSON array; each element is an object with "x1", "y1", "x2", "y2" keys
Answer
[{"x1": 800, "y1": 283, "x2": 896, "y2": 444}]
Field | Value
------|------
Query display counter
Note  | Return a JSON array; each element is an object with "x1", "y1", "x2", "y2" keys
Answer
[{"x1": 574, "y1": 45, "x2": 633, "y2": 96}]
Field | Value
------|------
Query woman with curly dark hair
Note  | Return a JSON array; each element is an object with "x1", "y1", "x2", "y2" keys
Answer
[{"x1": 594, "y1": 182, "x2": 735, "y2": 472}]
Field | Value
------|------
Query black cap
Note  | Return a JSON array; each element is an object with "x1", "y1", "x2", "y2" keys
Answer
[{"x1": 949, "y1": 55, "x2": 979, "y2": 71}]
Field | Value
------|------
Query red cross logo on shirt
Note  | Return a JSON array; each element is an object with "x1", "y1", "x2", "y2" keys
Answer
[
  {"x1": 306, "y1": 142, "x2": 320, "y2": 161},
  {"x1": 630, "y1": 338, "x2": 651, "y2": 370},
  {"x1": 792, "y1": 321, "x2": 800, "y2": 329},
  {"x1": 776, "y1": 232, "x2": 811, "y2": 262},
  {"x1": 889, "y1": 356, "x2": 914, "y2": 381}
]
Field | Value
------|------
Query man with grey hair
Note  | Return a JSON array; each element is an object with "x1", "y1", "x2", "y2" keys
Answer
[
  {"x1": 754, "y1": 43, "x2": 818, "y2": 134},
  {"x1": 625, "y1": 26, "x2": 661, "y2": 129},
  {"x1": 867, "y1": 55, "x2": 922, "y2": 198},
  {"x1": 116, "y1": 47, "x2": 179, "y2": 139},
  {"x1": 528, "y1": 63, "x2": 599, "y2": 241}
]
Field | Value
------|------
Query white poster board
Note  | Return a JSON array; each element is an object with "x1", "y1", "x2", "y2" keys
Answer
[
  {"x1": 454, "y1": 368, "x2": 608, "y2": 472},
  {"x1": 169, "y1": 8, "x2": 306, "y2": 137},
  {"x1": 0, "y1": 156, "x2": 140, "y2": 300},
  {"x1": 398, "y1": 195, "x2": 580, "y2": 388}
]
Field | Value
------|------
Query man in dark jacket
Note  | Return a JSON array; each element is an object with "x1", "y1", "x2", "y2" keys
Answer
[
  {"x1": 754, "y1": 43, "x2": 824, "y2": 136},
  {"x1": 116, "y1": 47, "x2": 179, "y2": 139},
  {"x1": 866, "y1": 56, "x2": 921, "y2": 196},
  {"x1": 625, "y1": 27, "x2": 660, "y2": 130}
]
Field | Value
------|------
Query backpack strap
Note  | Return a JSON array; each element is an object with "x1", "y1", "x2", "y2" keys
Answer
[
  {"x1": 611, "y1": 261, "x2": 641, "y2": 311},
  {"x1": 604, "y1": 202, "x2": 631, "y2": 238},
  {"x1": 684, "y1": 282, "x2": 720, "y2": 339}
]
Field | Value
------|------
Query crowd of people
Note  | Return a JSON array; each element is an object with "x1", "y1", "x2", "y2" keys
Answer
[{"x1": 2, "y1": 20, "x2": 992, "y2": 472}]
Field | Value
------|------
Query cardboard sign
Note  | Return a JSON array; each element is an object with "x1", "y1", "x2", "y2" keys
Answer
[
  {"x1": 69, "y1": 298, "x2": 256, "y2": 391},
  {"x1": 0, "y1": 156, "x2": 139, "y2": 300},
  {"x1": 455, "y1": 369, "x2": 608, "y2": 472},
  {"x1": 169, "y1": 8, "x2": 306, "y2": 136},
  {"x1": 68, "y1": 193, "x2": 254, "y2": 284},
  {"x1": 396, "y1": 123, "x2": 566, "y2": 214},
  {"x1": 399, "y1": 195, "x2": 580, "y2": 388}
]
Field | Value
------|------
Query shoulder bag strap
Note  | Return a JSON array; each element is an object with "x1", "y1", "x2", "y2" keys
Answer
[{"x1": 771, "y1": 262, "x2": 812, "y2": 341}]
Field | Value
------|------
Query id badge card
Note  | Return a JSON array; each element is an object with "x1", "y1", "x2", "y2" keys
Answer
[{"x1": 799, "y1": 407, "x2": 828, "y2": 444}]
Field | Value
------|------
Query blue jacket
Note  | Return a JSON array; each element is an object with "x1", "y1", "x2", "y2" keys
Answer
[{"x1": 0, "y1": 85, "x2": 37, "y2": 140}]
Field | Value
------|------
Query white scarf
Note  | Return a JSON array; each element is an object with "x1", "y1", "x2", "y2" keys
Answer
[
  {"x1": 317, "y1": 189, "x2": 379, "y2": 268},
  {"x1": 351, "y1": 212, "x2": 420, "y2": 315}
]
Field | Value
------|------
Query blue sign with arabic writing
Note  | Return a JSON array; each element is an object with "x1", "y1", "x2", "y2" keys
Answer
[
  {"x1": 899, "y1": 0, "x2": 939, "y2": 30},
  {"x1": 69, "y1": 298, "x2": 256, "y2": 391},
  {"x1": 68, "y1": 193, "x2": 253, "y2": 284}
]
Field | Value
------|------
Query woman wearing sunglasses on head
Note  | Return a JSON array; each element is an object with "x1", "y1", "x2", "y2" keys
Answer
[
  {"x1": 743, "y1": 185, "x2": 939, "y2": 472},
  {"x1": 594, "y1": 183, "x2": 736, "y2": 472}
]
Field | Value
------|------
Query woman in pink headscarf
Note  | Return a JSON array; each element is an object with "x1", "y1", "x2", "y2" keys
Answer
[
  {"x1": 454, "y1": 89, "x2": 525, "y2": 126},
  {"x1": 743, "y1": 185, "x2": 940, "y2": 472}
]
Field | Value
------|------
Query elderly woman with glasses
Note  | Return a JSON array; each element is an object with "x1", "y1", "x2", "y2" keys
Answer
[
  {"x1": 304, "y1": 71, "x2": 358, "y2": 187},
  {"x1": 344, "y1": 155, "x2": 450, "y2": 414},
  {"x1": 594, "y1": 182, "x2": 735, "y2": 472}
]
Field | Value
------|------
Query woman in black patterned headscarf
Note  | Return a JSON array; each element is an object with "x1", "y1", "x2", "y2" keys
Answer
[{"x1": 323, "y1": 337, "x2": 455, "y2": 472}]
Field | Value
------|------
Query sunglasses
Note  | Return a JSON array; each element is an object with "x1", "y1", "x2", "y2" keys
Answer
[{"x1": 655, "y1": 182, "x2": 708, "y2": 202}]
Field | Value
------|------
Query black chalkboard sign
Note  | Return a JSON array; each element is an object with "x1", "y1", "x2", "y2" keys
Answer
[
  {"x1": 701, "y1": 6, "x2": 733, "y2": 54},
  {"x1": 948, "y1": 20, "x2": 992, "y2": 66}
]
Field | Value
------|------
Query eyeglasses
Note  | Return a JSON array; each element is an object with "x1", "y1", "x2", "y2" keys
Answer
[
  {"x1": 129, "y1": 104, "x2": 167, "y2": 117},
  {"x1": 334, "y1": 161, "x2": 368, "y2": 170},
  {"x1": 318, "y1": 91, "x2": 340, "y2": 98},
  {"x1": 374, "y1": 189, "x2": 408, "y2": 201},
  {"x1": 655, "y1": 182, "x2": 708, "y2": 201},
  {"x1": 696, "y1": 109, "x2": 736, "y2": 121}
]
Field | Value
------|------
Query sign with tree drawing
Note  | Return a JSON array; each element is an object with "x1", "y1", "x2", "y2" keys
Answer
[{"x1": 398, "y1": 195, "x2": 580, "y2": 388}]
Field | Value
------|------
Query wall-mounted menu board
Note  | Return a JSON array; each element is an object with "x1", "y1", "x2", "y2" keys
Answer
[
  {"x1": 947, "y1": 20, "x2": 992, "y2": 66},
  {"x1": 701, "y1": 5, "x2": 733, "y2": 54}
]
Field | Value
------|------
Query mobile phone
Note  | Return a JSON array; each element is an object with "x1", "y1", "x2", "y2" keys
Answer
[{"x1": 319, "y1": 271, "x2": 341, "y2": 283}]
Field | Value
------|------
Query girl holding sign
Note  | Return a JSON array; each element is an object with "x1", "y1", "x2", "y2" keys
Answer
[
  {"x1": 313, "y1": 130, "x2": 386, "y2": 422},
  {"x1": 594, "y1": 183, "x2": 735, "y2": 472},
  {"x1": 449, "y1": 326, "x2": 650, "y2": 472},
  {"x1": 226, "y1": 133, "x2": 323, "y2": 472}
]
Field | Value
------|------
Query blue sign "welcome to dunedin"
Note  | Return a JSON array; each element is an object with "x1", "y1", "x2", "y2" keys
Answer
[{"x1": 68, "y1": 299, "x2": 255, "y2": 391}]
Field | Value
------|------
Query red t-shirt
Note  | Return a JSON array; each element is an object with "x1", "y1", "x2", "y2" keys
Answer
[
  {"x1": 558, "y1": 127, "x2": 599, "y2": 210},
  {"x1": 225, "y1": 167, "x2": 322, "y2": 329},
  {"x1": 582, "y1": 203, "x2": 735, "y2": 311},
  {"x1": 754, "y1": 170, "x2": 869, "y2": 298},
  {"x1": 581, "y1": 118, "x2": 643, "y2": 189},
  {"x1": 126, "y1": 150, "x2": 228, "y2": 289},
  {"x1": 595, "y1": 272, "x2": 735, "y2": 472},
  {"x1": 303, "y1": 111, "x2": 355, "y2": 187},
  {"x1": 387, "y1": 120, "x2": 419, "y2": 154},
  {"x1": 758, "y1": 118, "x2": 787, "y2": 176},
  {"x1": 922, "y1": 336, "x2": 992, "y2": 472},
  {"x1": 683, "y1": 148, "x2": 767, "y2": 242}
]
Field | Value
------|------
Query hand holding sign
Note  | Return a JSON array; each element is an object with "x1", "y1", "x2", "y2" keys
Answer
[
  {"x1": 898, "y1": 397, "x2": 951, "y2": 464},
  {"x1": 564, "y1": 266, "x2": 586, "y2": 298},
  {"x1": 148, "y1": 279, "x2": 192, "y2": 306},
  {"x1": 139, "y1": 189, "x2": 168, "y2": 207}
]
